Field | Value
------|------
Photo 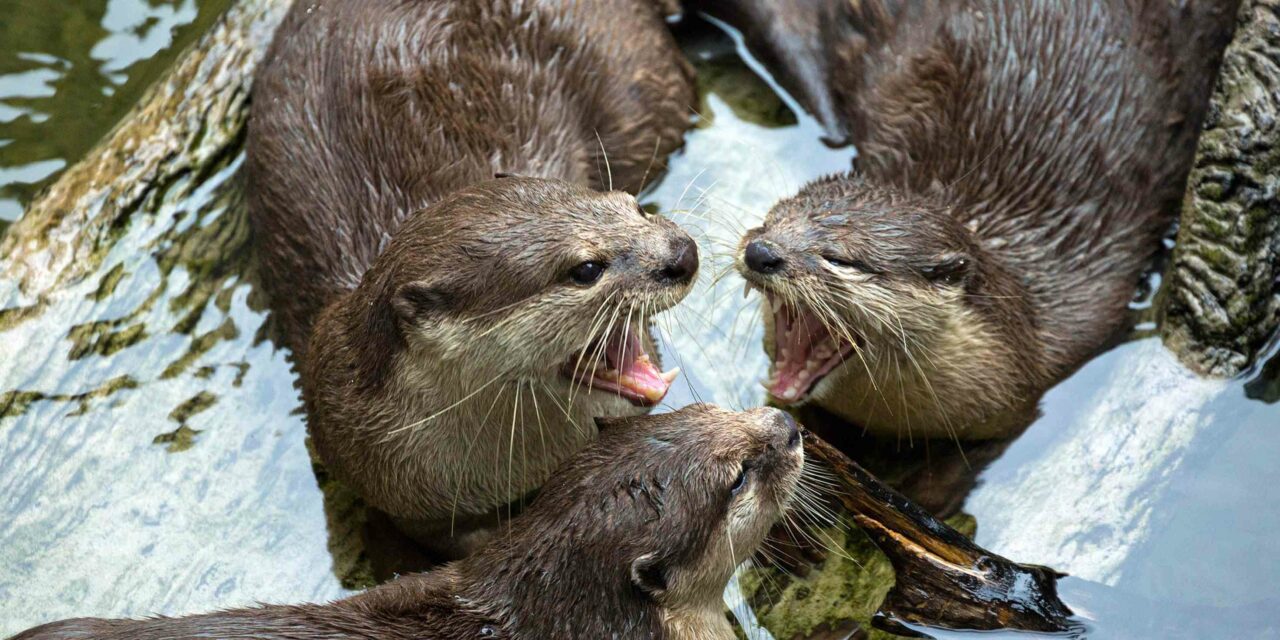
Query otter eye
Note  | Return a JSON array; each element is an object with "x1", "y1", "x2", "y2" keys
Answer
[
  {"x1": 568, "y1": 261, "x2": 606, "y2": 285},
  {"x1": 823, "y1": 255, "x2": 870, "y2": 271},
  {"x1": 730, "y1": 462, "x2": 751, "y2": 495},
  {"x1": 924, "y1": 257, "x2": 970, "y2": 286}
]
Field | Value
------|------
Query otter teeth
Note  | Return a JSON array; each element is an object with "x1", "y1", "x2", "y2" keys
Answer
[{"x1": 660, "y1": 367, "x2": 681, "y2": 384}]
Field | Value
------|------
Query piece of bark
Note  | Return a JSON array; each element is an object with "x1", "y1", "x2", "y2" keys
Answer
[
  {"x1": 802, "y1": 433, "x2": 1076, "y2": 635},
  {"x1": 0, "y1": 0, "x2": 293, "y2": 299},
  {"x1": 1162, "y1": 0, "x2": 1280, "y2": 376}
]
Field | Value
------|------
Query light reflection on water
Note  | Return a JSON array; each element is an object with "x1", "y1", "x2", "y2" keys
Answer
[
  {"x1": 0, "y1": 0, "x2": 230, "y2": 226},
  {"x1": 0, "y1": 157, "x2": 350, "y2": 631}
]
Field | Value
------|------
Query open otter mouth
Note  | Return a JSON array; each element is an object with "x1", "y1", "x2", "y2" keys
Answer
[
  {"x1": 765, "y1": 297, "x2": 858, "y2": 405},
  {"x1": 562, "y1": 327, "x2": 678, "y2": 407}
]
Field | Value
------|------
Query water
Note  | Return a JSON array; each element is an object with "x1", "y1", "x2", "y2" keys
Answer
[
  {"x1": 2, "y1": 4, "x2": 1279, "y2": 638},
  {"x1": 0, "y1": 0, "x2": 231, "y2": 230}
]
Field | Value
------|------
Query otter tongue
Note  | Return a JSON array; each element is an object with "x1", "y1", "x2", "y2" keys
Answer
[
  {"x1": 603, "y1": 330, "x2": 675, "y2": 405},
  {"x1": 769, "y1": 305, "x2": 838, "y2": 404}
]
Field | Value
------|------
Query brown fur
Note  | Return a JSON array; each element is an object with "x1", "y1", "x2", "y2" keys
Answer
[
  {"x1": 244, "y1": 0, "x2": 698, "y2": 553},
  {"x1": 730, "y1": 0, "x2": 1239, "y2": 438},
  {"x1": 12, "y1": 406, "x2": 803, "y2": 640}
]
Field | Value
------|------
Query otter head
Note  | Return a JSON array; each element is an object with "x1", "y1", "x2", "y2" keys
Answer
[
  {"x1": 356, "y1": 177, "x2": 697, "y2": 411},
  {"x1": 735, "y1": 175, "x2": 1037, "y2": 438},
  {"x1": 493, "y1": 404, "x2": 803, "y2": 637}
]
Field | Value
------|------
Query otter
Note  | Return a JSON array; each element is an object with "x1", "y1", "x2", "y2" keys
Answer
[
  {"x1": 12, "y1": 406, "x2": 803, "y2": 640},
  {"x1": 245, "y1": 0, "x2": 697, "y2": 554},
  {"x1": 728, "y1": 0, "x2": 1240, "y2": 439}
]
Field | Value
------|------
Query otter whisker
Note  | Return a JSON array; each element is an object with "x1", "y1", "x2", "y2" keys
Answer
[
  {"x1": 687, "y1": 188, "x2": 755, "y2": 234},
  {"x1": 733, "y1": 305, "x2": 763, "y2": 365},
  {"x1": 672, "y1": 167, "x2": 710, "y2": 214},
  {"x1": 569, "y1": 299, "x2": 623, "y2": 413},
  {"x1": 638, "y1": 135, "x2": 662, "y2": 193},
  {"x1": 790, "y1": 278, "x2": 879, "y2": 393},
  {"x1": 667, "y1": 295, "x2": 734, "y2": 341},
  {"x1": 594, "y1": 129, "x2": 613, "y2": 191},
  {"x1": 527, "y1": 377, "x2": 548, "y2": 463},
  {"x1": 783, "y1": 495, "x2": 860, "y2": 565},
  {"x1": 538, "y1": 381, "x2": 578, "y2": 434},
  {"x1": 652, "y1": 306, "x2": 706, "y2": 406},
  {"x1": 451, "y1": 382, "x2": 514, "y2": 535},
  {"x1": 384, "y1": 367, "x2": 515, "y2": 439},
  {"x1": 505, "y1": 378, "x2": 523, "y2": 529},
  {"x1": 663, "y1": 306, "x2": 726, "y2": 399},
  {"x1": 565, "y1": 291, "x2": 620, "y2": 408},
  {"x1": 904, "y1": 341, "x2": 964, "y2": 449}
]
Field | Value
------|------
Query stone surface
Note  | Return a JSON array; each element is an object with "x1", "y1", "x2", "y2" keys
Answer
[{"x1": 1162, "y1": 0, "x2": 1280, "y2": 376}]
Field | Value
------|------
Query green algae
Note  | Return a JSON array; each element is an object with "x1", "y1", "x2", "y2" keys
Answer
[
  {"x1": 1161, "y1": 0, "x2": 1280, "y2": 375},
  {"x1": 309, "y1": 437, "x2": 378, "y2": 591},
  {"x1": 89, "y1": 263, "x2": 127, "y2": 302},
  {"x1": 153, "y1": 425, "x2": 204, "y2": 453},
  {"x1": 161, "y1": 318, "x2": 240, "y2": 380},
  {"x1": 0, "y1": 374, "x2": 140, "y2": 420},
  {"x1": 0, "y1": 299, "x2": 48, "y2": 332},
  {"x1": 167, "y1": 390, "x2": 218, "y2": 424},
  {"x1": 152, "y1": 390, "x2": 217, "y2": 452},
  {"x1": 683, "y1": 24, "x2": 797, "y2": 130},
  {"x1": 741, "y1": 513, "x2": 977, "y2": 640},
  {"x1": 0, "y1": 0, "x2": 234, "y2": 222},
  {"x1": 66, "y1": 320, "x2": 149, "y2": 361}
]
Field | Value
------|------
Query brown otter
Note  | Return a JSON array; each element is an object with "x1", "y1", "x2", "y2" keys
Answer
[
  {"x1": 12, "y1": 405, "x2": 803, "y2": 640},
  {"x1": 727, "y1": 0, "x2": 1240, "y2": 439},
  {"x1": 245, "y1": 0, "x2": 697, "y2": 554}
]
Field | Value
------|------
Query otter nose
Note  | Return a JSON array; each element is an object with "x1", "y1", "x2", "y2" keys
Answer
[
  {"x1": 656, "y1": 235, "x2": 699, "y2": 284},
  {"x1": 762, "y1": 408, "x2": 801, "y2": 451},
  {"x1": 744, "y1": 239, "x2": 784, "y2": 274}
]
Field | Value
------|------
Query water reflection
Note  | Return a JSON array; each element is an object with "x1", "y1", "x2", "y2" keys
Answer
[
  {"x1": 0, "y1": 157, "x2": 349, "y2": 633},
  {"x1": 0, "y1": 0, "x2": 230, "y2": 228}
]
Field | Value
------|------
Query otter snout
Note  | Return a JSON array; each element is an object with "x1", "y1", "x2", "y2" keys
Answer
[
  {"x1": 655, "y1": 234, "x2": 699, "y2": 285},
  {"x1": 762, "y1": 408, "x2": 802, "y2": 452},
  {"x1": 749, "y1": 407, "x2": 804, "y2": 512},
  {"x1": 744, "y1": 238, "x2": 785, "y2": 275}
]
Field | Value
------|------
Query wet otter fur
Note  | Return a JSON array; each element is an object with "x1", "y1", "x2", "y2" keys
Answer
[
  {"x1": 245, "y1": 0, "x2": 697, "y2": 554},
  {"x1": 732, "y1": 0, "x2": 1240, "y2": 439},
  {"x1": 12, "y1": 406, "x2": 804, "y2": 640}
]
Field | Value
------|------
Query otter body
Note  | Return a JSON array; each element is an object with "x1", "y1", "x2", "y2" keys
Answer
[
  {"x1": 734, "y1": 0, "x2": 1239, "y2": 439},
  {"x1": 247, "y1": 0, "x2": 697, "y2": 553},
  {"x1": 13, "y1": 406, "x2": 804, "y2": 640}
]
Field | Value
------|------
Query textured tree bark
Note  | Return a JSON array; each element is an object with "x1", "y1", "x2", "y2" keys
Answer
[
  {"x1": 801, "y1": 433, "x2": 1076, "y2": 635},
  {"x1": 1161, "y1": 0, "x2": 1280, "y2": 376},
  {"x1": 0, "y1": 0, "x2": 293, "y2": 299}
]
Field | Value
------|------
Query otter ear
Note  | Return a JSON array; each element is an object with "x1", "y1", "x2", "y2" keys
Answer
[
  {"x1": 630, "y1": 552, "x2": 669, "y2": 600},
  {"x1": 494, "y1": 172, "x2": 520, "y2": 179},
  {"x1": 392, "y1": 281, "x2": 449, "y2": 326},
  {"x1": 922, "y1": 254, "x2": 972, "y2": 287}
]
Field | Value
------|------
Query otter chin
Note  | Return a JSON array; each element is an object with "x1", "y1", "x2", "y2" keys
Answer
[{"x1": 13, "y1": 406, "x2": 803, "y2": 640}]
